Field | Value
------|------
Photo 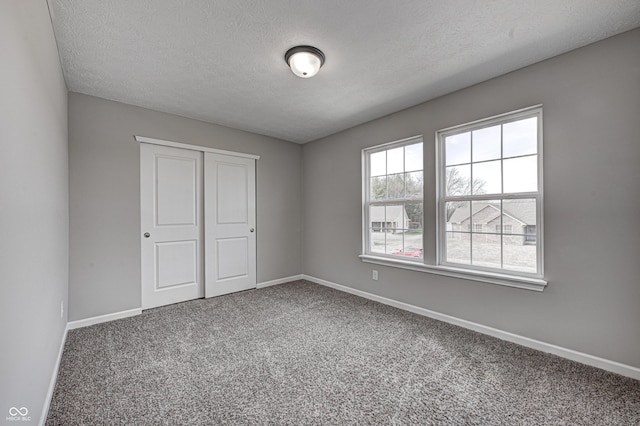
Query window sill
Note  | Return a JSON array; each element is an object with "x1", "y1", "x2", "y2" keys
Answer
[{"x1": 359, "y1": 254, "x2": 547, "y2": 291}]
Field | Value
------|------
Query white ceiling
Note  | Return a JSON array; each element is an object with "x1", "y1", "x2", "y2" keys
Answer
[{"x1": 48, "y1": 0, "x2": 640, "y2": 144}]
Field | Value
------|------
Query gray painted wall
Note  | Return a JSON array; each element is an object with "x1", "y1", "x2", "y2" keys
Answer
[
  {"x1": 302, "y1": 29, "x2": 640, "y2": 368},
  {"x1": 0, "y1": 1, "x2": 69, "y2": 423},
  {"x1": 68, "y1": 93, "x2": 302, "y2": 321}
]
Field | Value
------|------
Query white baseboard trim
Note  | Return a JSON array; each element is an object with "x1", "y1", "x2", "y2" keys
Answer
[
  {"x1": 302, "y1": 274, "x2": 640, "y2": 381},
  {"x1": 67, "y1": 308, "x2": 142, "y2": 330},
  {"x1": 40, "y1": 324, "x2": 68, "y2": 426},
  {"x1": 40, "y1": 307, "x2": 140, "y2": 423},
  {"x1": 257, "y1": 275, "x2": 304, "y2": 289}
]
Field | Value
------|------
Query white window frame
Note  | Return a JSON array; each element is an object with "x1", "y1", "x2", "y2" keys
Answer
[
  {"x1": 361, "y1": 135, "x2": 424, "y2": 262},
  {"x1": 359, "y1": 106, "x2": 546, "y2": 292},
  {"x1": 435, "y1": 105, "x2": 544, "y2": 281}
]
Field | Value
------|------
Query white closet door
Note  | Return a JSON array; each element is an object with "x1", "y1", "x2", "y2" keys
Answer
[
  {"x1": 140, "y1": 143, "x2": 204, "y2": 309},
  {"x1": 204, "y1": 152, "x2": 256, "y2": 297}
]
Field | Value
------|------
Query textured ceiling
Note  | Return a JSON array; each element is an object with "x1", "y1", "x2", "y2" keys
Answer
[{"x1": 48, "y1": 0, "x2": 640, "y2": 143}]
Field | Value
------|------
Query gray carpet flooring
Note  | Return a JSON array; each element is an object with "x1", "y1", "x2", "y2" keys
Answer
[{"x1": 47, "y1": 280, "x2": 640, "y2": 425}]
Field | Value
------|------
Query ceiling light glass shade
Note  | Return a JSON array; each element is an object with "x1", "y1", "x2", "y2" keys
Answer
[
  {"x1": 288, "y1": 52, "x2": 321, "y2": 78},
  {"x1": 285, "y1": 46, "x2": 325, "y2": 78}
]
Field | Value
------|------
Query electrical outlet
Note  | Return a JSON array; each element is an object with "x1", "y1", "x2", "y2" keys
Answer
[
  {"x1": 372, "y1": 270, "x2": 378, "y2": 281},
  {"x1": 60, "y1": 300, "x2": 64, "y2": 318}
]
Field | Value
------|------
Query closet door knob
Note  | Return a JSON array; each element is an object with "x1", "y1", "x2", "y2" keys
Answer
[
  {"x1": 144, "y1": 232, "x2": 150, "y2": 238},
  {"x1": 250, "y1": 228, "x2": 255, "y2": 232}
]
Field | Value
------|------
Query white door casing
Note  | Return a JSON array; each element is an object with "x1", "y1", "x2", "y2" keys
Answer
[
  {"x1": 140, "y1": 143, "x2": 204, "y2": 309},
  {"x1": 205, "y1": 152, "x2": 257, "y2": 297}
]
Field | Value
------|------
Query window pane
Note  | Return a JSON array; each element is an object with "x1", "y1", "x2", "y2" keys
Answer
[
  {"x1": 471, "y1": 200, "x2": 501, "y2": 234},
  {"x1": 472, "y1": 125, "x2": 501, "y2": 162},
  {"x1": 503, "y1": 199, "x2": 536, "y2": 235},
  {"x1": 387, "y1": 173, "x2": 405, "y2": 199},
  {"x1": 405, "y1": 171, "x2": 423, "y2": 199},
  {"x1": 387, "y1": 147, "x2": 404, "y2": 174},
  {"x1": 504, "y1": 155, "x2": 537, "y2": 193},
  {"x1": 503, "y1": 239, "x2": 536, "y2": 273},
  {"x1": 445, "y1": 201, "x2": 470, "y2": 232},
  {"x1": 405, "y1": 143, "x2": 423, "y2": 172},
  {"x1": 405, "y1": 202, "x2": 423, "y2": 230},
  {"x1": 396, "y1": 229, "x2": 423, "y2": 259},
  {"x1": 369, "y1": 205, "x2": 386, "y2": 232},
  {"x1": 386, "y1": 230, "x2": 404, "y2": 254},
  {"x1": 472, "y1": 160, "x2": 501, "y2": 194},
  {"x1": 385, "y1": 204, "x2": 407, "y2": 231},
  {"x1": 369, "y1": 228, "x2": 386, "y2": 254},
  {"x1": 445, "y1": 165, "x2": 471, "y2": 196},
  {"x1": 445, "y1": 132, "x2": 471, "y2": 166},
  {"x1": 370, "y1": 151, "x2": 386, "y2": 177},
  {"x1": 472, "y1": 233, "x2": 501, "y2": 269},
  {"x1": 503, "y1": 117, "x2": 537, "y2": 158},
  {"x1": 445, "y1": 233, "x2": 470, "y2": 264},
  {"x1": 370, "y1": 176, "x2": 387, "y2": 200}
]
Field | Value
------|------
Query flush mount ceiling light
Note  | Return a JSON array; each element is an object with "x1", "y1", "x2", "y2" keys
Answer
[{"x1": 285, "y1": 46, "x2": 325, "y2": 78}]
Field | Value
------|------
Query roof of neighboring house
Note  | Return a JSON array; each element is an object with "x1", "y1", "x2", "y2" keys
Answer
[
  {"x1": 503, "y1": 200, "x2": 537, "y2": 225},
  {"x1": 370, "y1": 205, "x2": 408, "y2": 223},
  {"x1": 447, "y1": 200, "x2": 536, "y2": 226}
]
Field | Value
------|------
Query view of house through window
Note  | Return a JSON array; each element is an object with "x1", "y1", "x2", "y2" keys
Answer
[
  {"x1": 438, "y1": 106, "x2": 543, "y2": 276},
  {"x1": 365, "y1": 138, "x2": 423, "y2": 259},
  {"x1": 362, "y1": 107, "x2": 542, "y2": 282}
]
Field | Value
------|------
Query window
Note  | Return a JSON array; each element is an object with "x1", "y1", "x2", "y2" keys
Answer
[
  {"x1": 360, "y1": 107, "x2": 545, "y2": 290},
  {"x1": 437, "y1": 106, "x2": 543, "y2": 278},
  {"x1": 525, "y1": 225, "x2": 537, "y2": 243},
  {"x1": 363, "y1": 136, "x2": 423, "y2": 260},
  {"x1": 496, "y1": 224, "x2": 513, "y2": 233}
]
